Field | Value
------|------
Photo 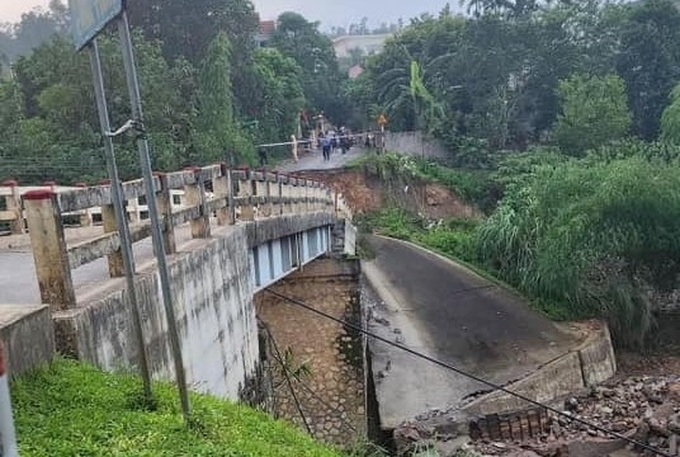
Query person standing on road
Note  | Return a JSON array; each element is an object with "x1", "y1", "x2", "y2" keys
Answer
[
  {"x1": 291, "y1": 135, "x2": 299, "y2": 163},
  {"x1": 321, "y1": 135, "x2": 331, "y2": 161},
  {"x1": 258, "y1": 146, "x2": 268, "y2": 167}
]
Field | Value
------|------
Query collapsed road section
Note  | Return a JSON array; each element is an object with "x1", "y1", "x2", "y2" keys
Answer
[{"x1": 362, "y1": 235, "x2": 617, "y2": 456}]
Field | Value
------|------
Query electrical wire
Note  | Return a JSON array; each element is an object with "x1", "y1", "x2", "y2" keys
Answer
[
  {"x1": 263, "y1": 287, "x2": 673, "y2": 457},
  {"x1": 260, "y1": 319, "x2": 314, "y2": 437}
]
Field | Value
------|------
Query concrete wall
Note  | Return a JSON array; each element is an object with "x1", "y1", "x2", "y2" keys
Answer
[
  {"x1": 0, "y1": 305, "x2": 54, "y2": 378},
  {"x1": 385, "y1": 131, "x2": 449, "y2": 160},
  {"x1": 255, "y1": 258, "x2": 366, "y2": 446},
  {"x1": 461, "y1": 321, "x2": 617, "y2": 417},
  {"x1": 54, "y1": 225, "x2": 260, "y2": 401},
  {"x1": 331, "y1": 219, "x2": 358, "y2": 257}
]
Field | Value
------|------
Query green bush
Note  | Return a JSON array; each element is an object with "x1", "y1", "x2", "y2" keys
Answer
[
  {"x1": 585, "y1": 139, "x2": 680, "y2": 165},
  {"x1": 13, "y1": 360, "x2": 341, "y2": 457},
  {"x1": 554, "y1": 74, "x2": 632, "y2": 156},
  {"x1": 418, "y1": 219, "x2": 478, "y2": 263},
  {"x1": 357, "y1": 207, "x2": 422, "y2": 241},
  {"x1": 477, "y1": 156, "x2": 680, "y2": 347},
  {"x1": 358, "y1": 208, "x2": 479, "y2": 265}
]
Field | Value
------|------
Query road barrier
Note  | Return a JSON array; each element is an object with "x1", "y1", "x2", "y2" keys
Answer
[{"x1": 19, "y1": 164, "x2": 351, "y2": 311}]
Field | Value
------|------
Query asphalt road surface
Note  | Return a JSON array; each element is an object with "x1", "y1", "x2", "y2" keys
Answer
[
  {"x1": 364, "y1": 235, "x2": 580, "y2": 428},
  {"x1": 277, "y1": 145, "x2": 367, "y2": 173}
]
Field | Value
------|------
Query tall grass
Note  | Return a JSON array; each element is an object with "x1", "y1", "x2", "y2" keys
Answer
[{"x1": 477, "y1": 157, "x2": 680, "y2": 348}]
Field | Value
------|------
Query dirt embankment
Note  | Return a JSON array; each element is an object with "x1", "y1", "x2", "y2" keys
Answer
[{"x1": 293, "y1": 168, "x2": 481, "y2": 220}]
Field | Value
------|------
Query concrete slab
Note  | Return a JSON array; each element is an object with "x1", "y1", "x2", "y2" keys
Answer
[
  {"x1": 0, "y1": 304, "x2": 54, "y2": 378},
  {"x1": 460, "y1": 321, "x2": 617, "y2": 418},
  {"x1": 579, "y1": 323, "x2": 617, "y2": 387},
  {"x1": 461, "y1": 352, "x2": 585, "y2": 416}
]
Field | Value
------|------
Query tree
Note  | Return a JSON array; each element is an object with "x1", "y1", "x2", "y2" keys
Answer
[
  {"x1": 127, "y1": 0, "x2": 258, "y2": 64},
  {"x1": 271, "y1": 12, "x2": 346, "y2": 122},
  {"x1": 554, "y1": 74, "x2": 631, "y2": 156},
  {"x1": 195, "y1": 33, "x2": 254, "y2": 166},
  {"x1": 661, "y1": 83, "x2": 680, "y2": 145},
  {"x1": 251, "y1": 49, "x2": 306, "y2": 144},
  {"x1": 3, "y1": 33, "x2": 196, "y2": 185},
  {"x1": 126, "y1": 0, "x2": 259, "y2": 121},
  {"x1": 616, "y1": 0, "x2": 680, "y2": 140},
  {"x1": 0, "y1": 0, "x2": 67, "y2": 62}
]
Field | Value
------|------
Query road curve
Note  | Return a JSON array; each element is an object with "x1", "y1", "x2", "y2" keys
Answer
[{"x1": 364, "y1": 235, "x2": 580, "y2": 428}]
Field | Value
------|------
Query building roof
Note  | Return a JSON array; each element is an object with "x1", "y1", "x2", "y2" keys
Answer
[
  {"x1": 259, "y1": 21, "x2": 276, "y2": 36},
  {"x1": 348, "y1": 65, "x2": 365, "y2": 80}
]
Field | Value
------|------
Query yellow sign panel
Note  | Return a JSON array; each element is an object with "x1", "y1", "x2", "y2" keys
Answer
[{"x1": 378, "y1": 114, "x2": 388, "y2": 127}]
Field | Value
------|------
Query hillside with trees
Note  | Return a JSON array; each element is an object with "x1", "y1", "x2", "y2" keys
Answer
[
  {"x1": 0, "y1": 0, "x2": 347, "y2": 184},
  {"x1": 350, "y1": 0, "x2": 680, "y2": 348}
]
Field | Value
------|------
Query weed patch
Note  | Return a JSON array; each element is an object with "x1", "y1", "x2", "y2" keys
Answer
[{"x1": 13, "y1": 359, "x2": 342, "y2": 457}]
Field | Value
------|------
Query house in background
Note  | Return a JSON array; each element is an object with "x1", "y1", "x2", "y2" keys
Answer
[
  {"x1": 256, "y1": 20, "x2": 276, "y2": 48},
  {"x1": 333, "y1": 34, "x2": 391, "y2": 79},
  {"x1": 332, "y1": 34, "x2": 391, "y2": 59},
  {"x1": 348, "y1": 65, "x2": 365, "y2": 80}
]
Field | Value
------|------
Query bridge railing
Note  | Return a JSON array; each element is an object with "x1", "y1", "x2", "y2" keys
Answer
[
  {"x1": 20, "y1": 164, "x2": 341, "y2": 311},
  {"x1": 0, "y1": 181, "x2": 25, "y2": 235}
]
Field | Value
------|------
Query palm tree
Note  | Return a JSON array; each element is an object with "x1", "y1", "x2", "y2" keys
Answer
[{"x1": 376, "y1": 47, "x2": 447, "y2": 133}]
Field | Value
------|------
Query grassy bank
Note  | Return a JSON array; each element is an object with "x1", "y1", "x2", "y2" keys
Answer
[
  {"x1": 12, "y1": 360, "x2": 342, "y2": 457},
  {"x1": 357, "y1": 208, "x2": 478, "y2": 264}
]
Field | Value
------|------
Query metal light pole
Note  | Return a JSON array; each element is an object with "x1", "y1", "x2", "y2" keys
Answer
[
  {"x1": 88, "y1": 39, "x2": 154, "y2": 405},
  {"x1": 117, "y1": 10, "x2": 191, "y2": 422},
  {"x1": 0, "y1": 341, "x2": 18, "y2": 457}
]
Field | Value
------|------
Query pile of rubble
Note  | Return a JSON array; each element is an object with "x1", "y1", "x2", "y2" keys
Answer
[
  {"x1": 393, "y1": 374, "x2": 680, "y2": 457},
  {"x1": 470, "y1": 375, "x2": 680, "y2": 456}
]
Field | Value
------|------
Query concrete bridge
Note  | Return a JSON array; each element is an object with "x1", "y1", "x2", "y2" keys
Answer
[{"x1": 0, "y1": 164, "x2": 356, "y2": 405}]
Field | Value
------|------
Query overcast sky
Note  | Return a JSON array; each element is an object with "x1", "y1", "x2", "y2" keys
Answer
[{"x1": 3, "y1": 0, "x2": 459, "y2": 29}]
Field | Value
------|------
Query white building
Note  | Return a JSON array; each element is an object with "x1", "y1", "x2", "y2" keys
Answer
[{"x1": 332, "y1": 34, "x2": 391, "y2": 59}]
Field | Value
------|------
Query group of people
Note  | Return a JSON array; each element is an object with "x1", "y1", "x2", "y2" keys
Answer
[
  {"x1": 319, "y1": 127, "x2": 353, "y2": 161},
  {"x1": 255, "y1": 126, "x2": 381, "y2": 168}
]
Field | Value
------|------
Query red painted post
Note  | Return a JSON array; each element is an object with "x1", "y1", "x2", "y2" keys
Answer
[{"x1": 23, "y1": 190, "x2": 76, "y2": 310}]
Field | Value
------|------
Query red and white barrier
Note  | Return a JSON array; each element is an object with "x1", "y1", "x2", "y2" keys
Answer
[{"x1": 0, "y1": 341, "x2": 18, "y2": 457}]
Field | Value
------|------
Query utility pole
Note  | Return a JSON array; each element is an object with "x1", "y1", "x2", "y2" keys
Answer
[
  {"x1": 88, "y1": 38, "x2": 154, "y2": 406},
  {"x1": 0, "y1": 340, "x2": 18, "y2": 457},
  {"x1": 117, "y1": 11, "x2": 191, "y2": 422}
]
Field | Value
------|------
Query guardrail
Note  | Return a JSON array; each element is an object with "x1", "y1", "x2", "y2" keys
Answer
[{"x1": 19, "y1": 164, "x2": 347, "y2": 311}]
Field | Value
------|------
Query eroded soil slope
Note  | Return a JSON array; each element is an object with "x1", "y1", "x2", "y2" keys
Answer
[{"x1": 294, "y1": 168, "x2": 481, "y2": 220}]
